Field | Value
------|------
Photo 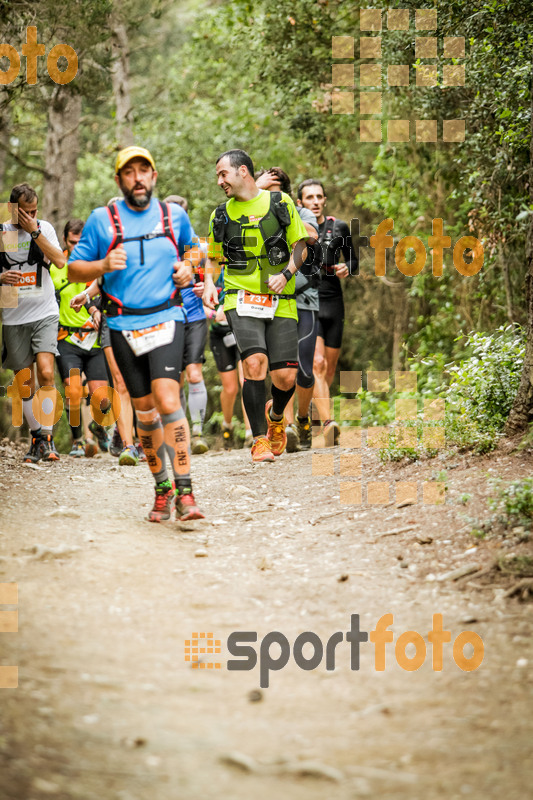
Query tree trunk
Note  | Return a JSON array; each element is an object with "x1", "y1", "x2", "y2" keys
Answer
[
  {"x1": 391, "y1": 278, "x2": 409, "y2": 373},
  {"x1": 505, "y1": 55, "x2": 533, "y2": 434},
  {"x1": 111, "y1": 15, "x2": 134, "y2": 149},
  {"x1": 0, "y1": 89, "x2": 11, "y2": 195},
  {"x1": 41, "y1": 87, "x2": 81, "y2": 233},
  {"x1": 499, "y1": 243, "x2": 514, "y2": 323}
]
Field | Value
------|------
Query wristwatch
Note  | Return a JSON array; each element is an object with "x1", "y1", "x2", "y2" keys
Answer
[
  {"x1": 282, "y1": 267, "x2": 293, "y2": 282},
  {"x1": 30, "y1": 230, "x2": 41, "y2": 240}
]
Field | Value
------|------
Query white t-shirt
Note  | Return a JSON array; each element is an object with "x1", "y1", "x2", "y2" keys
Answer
[{"x1": 1, "y1": 219, "x2": 60, "y2": 325}]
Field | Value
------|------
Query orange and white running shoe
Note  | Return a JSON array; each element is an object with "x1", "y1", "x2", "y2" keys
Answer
[
  {"x1": 251, "y1": 435, "x2": 275, "y2": 463},
  {"x1": 265, "y1": 399, "x2": 287, "y2": 456}
]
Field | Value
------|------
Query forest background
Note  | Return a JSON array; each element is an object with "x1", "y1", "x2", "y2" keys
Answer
[{"x1": 1, "y1": 0, "x2": 532, "y2": 454}]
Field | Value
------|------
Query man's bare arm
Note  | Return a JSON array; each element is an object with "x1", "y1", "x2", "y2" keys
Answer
[
  {"x1": 267, "y1": 238, "x2": 308, "y2": 294},
  {"x1": 203, "y1": 257, "x2": 221, "y2": 309},
  {"x1": 68, "y1": 244, "x2": 127, "y2": 282},
  {"x1": 17, "y1": 207, "x2": 66, "y2": 269},
  {"x1": 39, "y1": 236, "x2": 66, "y2": 269}
]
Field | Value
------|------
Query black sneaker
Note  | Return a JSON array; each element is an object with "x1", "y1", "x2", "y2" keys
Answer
[
  {"x1": 109, "y1": 426, "x2": 123, "y2": 457},
  {"x1": 296, "y1": 416, "x2": 312, "y2": 450},
  {"x1": 40, "y1": 434, "x2": 60, "y2": 462},
  {"x1": 285, "y1": 423, "x2": 299, "y2": 453},
  {"x1": 222, "y1": 425, "x2": 234, "y2": 450},
  {"x1": 24, "y1": 435, "x2": 42, "y2": 464},
  {"x1": 89, "y1": 420, "x2": 109, "y2": 452}
]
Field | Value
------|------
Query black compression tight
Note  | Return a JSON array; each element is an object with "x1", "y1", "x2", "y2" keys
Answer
[{"x1": 242, "y1": 379, "x2": 267, "y2": 437}]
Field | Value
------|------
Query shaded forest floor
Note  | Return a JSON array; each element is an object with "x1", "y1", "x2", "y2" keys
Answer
[{"x1": 1, "y1": 436, "x2": 532, "y2": 799}]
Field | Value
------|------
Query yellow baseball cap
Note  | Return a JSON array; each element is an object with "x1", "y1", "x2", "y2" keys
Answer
[{"x1": 115, "y1": 146, "x2": 156, "y2": 174}]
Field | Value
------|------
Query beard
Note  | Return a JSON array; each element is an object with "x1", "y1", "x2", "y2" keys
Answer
[{"x1": 120, "y1": 180, "x2": 153, "y2": 209}]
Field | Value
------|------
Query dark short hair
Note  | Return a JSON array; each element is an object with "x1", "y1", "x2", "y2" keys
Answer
[
  {"x1": 64, "y1": 219, "x2": 84, "y2": 239},
  {"x1": 297, "y1": 179, "x2": 326, "y2": 201},
  {"x1": 216, "y1": 149, "x2": 254, "y2": 178},
  {"x1": 10, "y1": 183, "x2": 38, "y2": 205},
  {"x1": 256, "y1": 167, "x2": 292, "y2": 196},
  {"x1": 164, "y1": 194, "x2": 188, "y2": 212}
]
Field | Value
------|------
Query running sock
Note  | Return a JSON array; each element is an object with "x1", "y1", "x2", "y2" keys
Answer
[
  {"x1": 297, "y1": 415, "x2": 310, "y2": 424},
  {"x1": 187, "y1": 380, "x2": 207, "y2": 430},
  {"x1": 136, "y1": 417, "x2": 168, "y2": 483},
  {"x1": 175, "y1": 477, "x2": 193, "y2": 495},
  {"x1": 242, "y1": 379, "x2": 267, "y2": 437},
  {"x1": 70, "y1": 423, "x2": 83, "y2": 441},
  {"x1": 271, "y1": 383, "x2": 296, "y2": 419},
  {"x1": 161, "y1": 408, "x2": 191, "y2": 482},
  {"x1": 22, "y1": 397, "x2": 40, "y2": 434},
  {"x1": 180, "y1": 387, "x2": 187, "y2": 413}
]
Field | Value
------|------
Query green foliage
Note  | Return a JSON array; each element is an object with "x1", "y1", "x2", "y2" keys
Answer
[
  {"x1": 489, "y1": 478, "x2": 533, "y2": 527},
  {"x1": 444, "y1": 415, "x2": 499, "y2": 454},
  {"x1": 377, "y1": 421, "x2": 440, "y2": 463},
  {"x1": 496, "y1": 555, "x2": 533, "y2": 577},
  {"x1": 445, "y1": 325, "x2": 526, "y2": 431}
]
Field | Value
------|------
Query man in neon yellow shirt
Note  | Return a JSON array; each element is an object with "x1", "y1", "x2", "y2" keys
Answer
[
  {"x1": 50, "y1": 219, "x2": 110, "y2": 456},
  {"x1": 203, "y1": 149, "x2": 309, "y2": 462}
]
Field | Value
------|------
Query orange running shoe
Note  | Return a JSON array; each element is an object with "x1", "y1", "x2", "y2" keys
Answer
[
  {"x1": 175, "y1": 491, "x2": 205, "y2": 521},
  {"x1": 265, "y1": 400, "x2": 287, "y2": 456},
  {"x1": 251, "y1": 435, "x2": 275, "y2": 463}
]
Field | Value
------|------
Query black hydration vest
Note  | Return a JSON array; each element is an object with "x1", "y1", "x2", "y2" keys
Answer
[
  {"x1": 212, "y1": 191, "x2": 291, "y2": 273},
  {"x1": 0, "y1": 222, "x2": 49, "y2": 287},
  {"x1": 101, "y1": 200, "x2": 182, "y2": 317},
  {"x1": 320, "y1": 216, "x2": 345, "y2": 273}
]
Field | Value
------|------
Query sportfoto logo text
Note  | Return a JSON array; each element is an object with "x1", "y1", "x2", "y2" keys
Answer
[
  {"x1": 0, "y1": 26, "x2": 78, "y2": 86},
  {"x1": 185, "y1": 614, "x2": 484, "y2": 688}
]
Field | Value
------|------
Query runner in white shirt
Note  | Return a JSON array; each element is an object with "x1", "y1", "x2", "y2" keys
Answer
[{"x1": 0, "y1": 183, "x2": 66, "y2": 462}]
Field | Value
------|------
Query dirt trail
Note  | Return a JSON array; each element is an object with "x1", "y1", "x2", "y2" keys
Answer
[{"x1": 1, "y1": 440, "x2": 532, "y2": 800}]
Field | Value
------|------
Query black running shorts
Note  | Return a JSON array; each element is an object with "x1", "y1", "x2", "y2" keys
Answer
[
  {"x1": 210, "y1": 324, "x2": 240, "y2": 373},
  {"x1": 317, "y1": 296, "x2": 345, "y2": 349},
  {"x1": 57, "y1": 339, "x2": 109, "y2": 383},
  {"x1": 225, "y1": 310, "x2": 299, "y2": 371},
  {"x1": 182, "y1": 318, "x2": 207, "y2": 368},
  {"x1": 109, "y1": 321, "x2": 185, "y2": 398}
]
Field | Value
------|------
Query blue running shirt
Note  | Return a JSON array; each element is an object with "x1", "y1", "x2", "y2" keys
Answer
[{"x1": 69, "y1": 198, "x2": 196, "y2": 331}]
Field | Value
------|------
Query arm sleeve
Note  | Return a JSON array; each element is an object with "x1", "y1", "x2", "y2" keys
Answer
[{"x1": 337, "y1": 220, "x2": 359, "y2": 276}]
